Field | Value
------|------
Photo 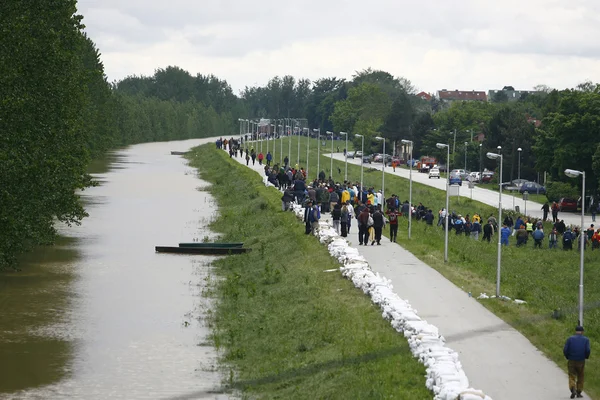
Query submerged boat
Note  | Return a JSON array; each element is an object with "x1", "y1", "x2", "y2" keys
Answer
[
  {"x1": 178, "y1": 242, "x2": 244, "y2": 248},
  {"x1": 155, "y1": 246, "x2": 250, "y2": 255}
]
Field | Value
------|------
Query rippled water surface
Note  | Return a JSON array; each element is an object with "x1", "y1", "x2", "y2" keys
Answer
[{"x1": 0, "y1": 139, "x2": 229, "y2": 399}]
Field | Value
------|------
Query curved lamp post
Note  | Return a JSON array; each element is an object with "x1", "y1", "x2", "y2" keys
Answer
[
  {"x1": 565, "y1": 168, "x2": 586, "y2": 326},
  {"x1": 313, "y1": 128, "x2": 320, "y2": 179},
  {"x1": 402, "y1": 139, "x2": 413, "y2": 239},
  {"x1": 355, "y1": 134, "x2": 364, "y2": 192},
  {"x1": 326, "y1": 131, "x2": 334, "y2": 178},
  {"x1": 437, "y1": 143, "x2": 450, "y2": 262},
  {"x1": 375, "y1": 136, "x2": 386, "y2": 201},
  {"x1": 487, "y1": 150, "x2": 503, "y2": 297},
  {"x1": 340, "y1": 131, "x2": 349, "y2": 181}
]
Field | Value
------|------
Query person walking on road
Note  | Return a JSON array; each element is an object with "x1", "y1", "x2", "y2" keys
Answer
[
  {"x1": 564, "y1": 325, "x2": 591, "y2": 398},
  {"x1": 542, "y1": 202, "x2": 550, "y2": 222},
  {"x1": 552, "y1": 201, "x2": 559, "y2": 223},
  {"x1": 372, "y1": 206, "x2": 385, "y2": 245}
]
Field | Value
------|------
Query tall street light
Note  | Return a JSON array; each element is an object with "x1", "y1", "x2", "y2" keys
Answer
[
  {"x1": 402, "y1": 139, "x2": 414, "y2": 239},
  {"x1": 326, "y1": 131, "x2": 334, "y2": 178},
  {"x1": 287, "y1": 125, "x2": 292, "y2": 165},
  {"x1": 355, "y1": 134, "x2": 364, "y2": 192},
  {"x1": 313, "y1": 128, "x2": 320, "y2": 178},
  {"x1": 565, "y1": 168, "x2": 586, "y2": 326},
  {"x1": 375, "y1": 136, "x2": 386, "y2": 201},
  {"x1": 304, "y1": 128, "x2": 310, "y2": 177},
  {"x1": 464, "y1": 142, "x2": 468, "y2": 171},
  {"x1": 340, "y1": 131, "x2": 349, "y2": 181},
  {"x1": 279, "y1": 124, "x2": 284, "y2": 164},
  {"x1": 297, "y1": 120, "x2": 301, "y2": 167},
  {"x1": 518, "y1": 147, "x2": 522, "y2": 180},
  {"x1": 487, "y1": 150, "x2": 504, "y2": 297},
  {"x1": 436, "y1": 143, "x2": 450, "y2": 262}
]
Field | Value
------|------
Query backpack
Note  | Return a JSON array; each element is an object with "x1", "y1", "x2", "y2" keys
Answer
[{"x1": 367, "y1": 215, "x2": 374, "y2": 227}]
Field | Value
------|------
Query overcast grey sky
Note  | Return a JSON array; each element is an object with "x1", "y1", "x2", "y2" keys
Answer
[{"x1": 77, "y1": 0, "x2": 600, "y2": 95}]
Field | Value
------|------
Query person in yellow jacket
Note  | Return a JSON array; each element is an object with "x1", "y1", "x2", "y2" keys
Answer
[
  {"x1": 366, "y1": 190, "x2": 375, "y2": 207},
  {"x1": 472, "y1": 213, "x2": 481, "y2": 224},
  {"x1": 526, "y1": 220, "x2": 534, "y2": 236},
  {"x1": 341, "y1": 188, "x2": 350, "y2": 204}
]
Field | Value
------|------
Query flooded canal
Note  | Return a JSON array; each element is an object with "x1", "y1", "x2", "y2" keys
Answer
[{"x1": 0, "y1": 139, "x2": 229, "y2": 399}]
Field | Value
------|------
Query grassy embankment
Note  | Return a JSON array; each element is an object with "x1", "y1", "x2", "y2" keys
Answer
[
  {"x1": 248, "y1": 135, "x2": 600, "y2": 398},
  {"x1": 187, "y1": 145, "x2": 431, "y2": 399}
]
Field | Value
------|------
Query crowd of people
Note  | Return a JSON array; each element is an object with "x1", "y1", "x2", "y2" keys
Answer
[{"x1": 220, "y1": 138, "x2": 597, "y2": 252}]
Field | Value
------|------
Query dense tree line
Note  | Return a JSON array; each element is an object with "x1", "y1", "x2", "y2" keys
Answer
[{"x1": 0, "y1": 2, "x2": 234, "y2": 269}]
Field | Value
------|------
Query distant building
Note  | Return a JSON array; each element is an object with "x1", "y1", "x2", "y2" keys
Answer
[
  {"x1": 488, "y1": 86, "x2": 542, "y2": 102},
  {"x1": 437, "y1": 89, "x2": 487, "y2": 103},
  {"x1": 416, "y1": 91, "x2": 433, "y2": 101}
]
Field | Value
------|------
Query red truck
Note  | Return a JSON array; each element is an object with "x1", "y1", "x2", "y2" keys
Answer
[{"x1": 417, "y1": 156, "x2": 438, "y2": 173}]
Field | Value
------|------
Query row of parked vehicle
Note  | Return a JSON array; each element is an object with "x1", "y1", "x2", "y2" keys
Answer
[{"x1": 346, "y1": 151, "x2": 402, "y2": 165}]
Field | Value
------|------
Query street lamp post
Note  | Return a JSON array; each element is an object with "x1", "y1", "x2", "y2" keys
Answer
[
  {"x1": 288, "y1": 125, "x2": 292, "y2": 165},
  {"x1": 313, "y1": 128, "x2": 320, "y2": 179},
  {"x1": 375, "y1": 136, "x2": 386, "y2": 201},
  {"x1": 518, "y1": 147, "x2": 522, "y2": 180},
  {"x1": 464, "y1": 142, "x2": 468, "y2": 171},
  {"x1": 487, "y1": 151, "x2": 504, "y2": 297},
  {"x1": 436, "y1": 143, "x2": 451, "y2": 262},
  {"x1": 297, "y1": 120, "x2": 301, "y2": 167},
  {"x1": 340, "y1": 131, "x2": 349, "y2": 181},
  {"x1": 304, "y1": 128, "x2": 310, "y2": 177},
  {"x1": 355, "y1": 134, "x2": 364, "y2": 192},
  {"x1": 565, "y1": 168, "x2": 586, "y2": 326},
  {"x1": 402, "y1": 139, "x2": 414, "y2": 239},
  {"x1": 326, "y1": 131, "x2": 334, "y2": 178},
  {"x1": 279, "y1": 125, "x2": 284, "y2": 164}
]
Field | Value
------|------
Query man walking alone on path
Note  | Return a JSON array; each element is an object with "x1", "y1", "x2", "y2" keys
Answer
[{"x1": 564, "y1": 325, "x2": 591, "y2": 398}]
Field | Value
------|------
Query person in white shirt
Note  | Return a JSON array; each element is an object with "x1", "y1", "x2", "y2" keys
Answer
[
  {"x1": 376, "y1": 190, "x2": 383, "y2": 207},
  {"x1": 345, "y1": 201, "x2": 355, "y2": 233}
]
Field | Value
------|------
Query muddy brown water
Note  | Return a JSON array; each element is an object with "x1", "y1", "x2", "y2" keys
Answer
[{"x1": 0, "y1": 139, "x2": 230, "y2": 399}]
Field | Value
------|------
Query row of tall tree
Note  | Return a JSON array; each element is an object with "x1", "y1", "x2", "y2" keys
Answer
[
  {"x1": 237, "y1": 69, "x2": 600, "y2": 198},
  {"x1": 0, "y1": 2, "x2": 234, "y2": 269}
]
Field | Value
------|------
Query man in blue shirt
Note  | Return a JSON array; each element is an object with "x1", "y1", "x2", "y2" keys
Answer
[{"x1": 564, "y1": 326, "x2": 591, "y2": 398}]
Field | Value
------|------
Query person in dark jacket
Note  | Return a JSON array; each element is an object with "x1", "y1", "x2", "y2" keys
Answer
[
  {"x1": 542, "y1": 202, "x2": 550, "y2": 222},
  {"x1": 331, "y1": 203, "x2": 342, "y2": 235},
  {"x1": 357, "y1": 207, "x2": 370, "y2": 245},
  {"x1": 564, "y1": 326, "x2": 591, "y2": 398},
  {"x1": 482, "y1": 221, "x2": 494, "y2": 242},
  {"x1": 563, "y1": 228, "x2": 574, "y2": 250},
  {"x1": 372, "y1": 206, "x2": 385, "y2": 245}
]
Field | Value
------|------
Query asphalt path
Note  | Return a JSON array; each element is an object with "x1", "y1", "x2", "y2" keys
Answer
[
  {"x1": 329, "y1": 153, "x2": 590, "y2": 228},
  {"x1": 227, "y1": 147, "x2": 590, "y2": 400}
]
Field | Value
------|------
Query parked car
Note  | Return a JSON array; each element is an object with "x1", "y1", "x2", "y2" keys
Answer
[
  {"x1": 429, "y1": 167, "x2": 441, "y2": 179},
  {"x1": 559, "y1": 197, "x2": 578, "y2": 212},
  {"x1": 362, "y1": 155, "x2": 372, "y2": 164},
  {"x1": 346, "y1": 151, "x2": 356, "y2": 159},
  {"x1": 469, "y1": 172, "x2": 481, "y2": 182},
  {"x1": 519, "y1": 181, "x2": 546, "y2": 195},
  {"x1": 481, "y1": 171, "x2": 495, "y2": 183},
  {"x1": 449, "y1": 171, "x2": 462, "y2": 186},
  {"x1": 355, "y1": 151, "x2": 363, "y2": 158}
]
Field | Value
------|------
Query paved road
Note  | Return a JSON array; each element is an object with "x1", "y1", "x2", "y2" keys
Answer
[
  {"x1": 328, "y1": 153, "x2": 590, "y2": 228},
  {"x1": 227, "y1": 148, "x2": 591, "y2": 400}
]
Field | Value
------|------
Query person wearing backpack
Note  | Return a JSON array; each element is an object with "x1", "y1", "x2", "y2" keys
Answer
[
  {"x1": 308, "y1": 202, "x2": 321, "y2": 236},
  {"x1": 386, "y1": 207, "x2": 399, "y2": 242},
  {"x1": 563, "y1": 228, "x2": 574, "y2": 250},
  {"x1": 331, "y1": 203, "x2": 342, "y2": 235},
  {"x1": 532, "y1": 227, "x2": 545, "y2": 248},
  {"x1": 372, "y1": 206, "x2": 385, "y2": 245}
]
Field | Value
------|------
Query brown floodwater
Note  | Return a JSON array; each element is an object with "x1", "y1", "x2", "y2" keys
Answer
[{"x1": 0, "y1": 139, "x2": 229, "y2": 399}]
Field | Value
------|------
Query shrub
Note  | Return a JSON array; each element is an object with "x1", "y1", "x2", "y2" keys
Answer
[{"x1": 545, "y1": 181, "x2": 579, "y2": 202}]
